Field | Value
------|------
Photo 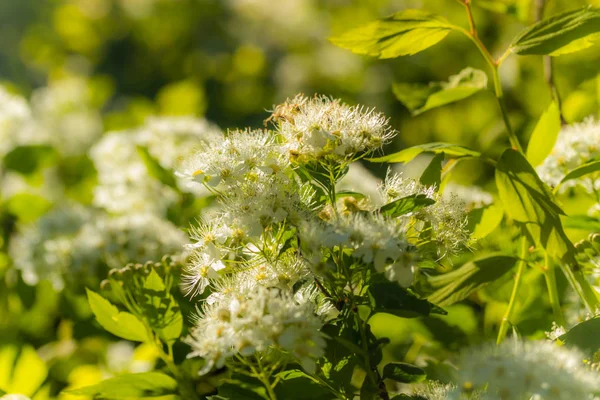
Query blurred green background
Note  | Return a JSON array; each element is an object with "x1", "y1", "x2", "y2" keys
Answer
[{"x1": 2, "y1": 0, "x2": 599, "y2": 149}]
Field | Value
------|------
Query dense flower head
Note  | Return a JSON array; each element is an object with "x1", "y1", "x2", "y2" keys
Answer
[
  {"x1": 537, "y1": 118, "x2": 600, "y2": 193},
  {"x1": 268, "y1": 94, "x2": 396, "y2": 162},
  {"x1": 179, "y1": 128, "x2": 289, "y2": 190},
  {"x1": 453, "y1": 340, "x2": 600, "y2": 400},
  {"x1": 380, "y1": 172, "x2": 471, "y2": 257},
  {"x1": 186, "y1": 286, "x2": 326, "y2": 375}
]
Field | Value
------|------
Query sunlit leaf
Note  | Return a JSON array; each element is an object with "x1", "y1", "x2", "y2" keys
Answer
[
  {"x1": 378, "y1": 194, "x2": 435, "y2": 218},
  {"x1": 427, "y1": 255, "x2": 518, "y2": 306},
  {"x1": 0, "y1": 346, "x2": 47, "y2": 397},
  {"x1": 558, "y1": 159, "x2": 600, "y2": 186},
  {"x1": 369, "y1": 275, "x2": 446, "y2": 318},
  {"x1": 382, "y1": 362, "x2": 426, "y2": 383},
  {"x1": 419, "y1": 153, "x2": 444, "y2": 187},
  {"x1": 563, "y1": 215, "x2": 600, "y2": 232},
  {"x1": 368, "y1": 143, "x2": 481, "y2": 163},
  {"x1": 495, "y1": 149, "x2": 577, "y2": 265},
  {"x1": 510, "y1": 7, "x2": 600, "y2": 56},
  {"x1": 526, "y1": 101, "x2": 561, "y2": 167},
  {"x1": 329, "y1": 10, "x2": 456, "y2": 59},
  {"x1": 65, "y1": 372, "x2": 179, "y2": 399},
  {"x1": 468, "y1": 204, "x2": 504, "y2": 239},
  {"x1": 86, "y1": 289, "x2": 148, "y2": 342},
  {"x1": 559, "y1": 317, "x2": 600, "y2": 357},
  {"x1": 393, "y1": 68, "x2": 488, "y2": 115}
]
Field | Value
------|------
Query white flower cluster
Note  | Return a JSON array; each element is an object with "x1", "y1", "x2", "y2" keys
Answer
[
  {"x1": 187, "y1": 286, "x2": 326, "y2": 375},
  {"x1": 414, "y1": 381, "x2": 482, "y2": 400},
  {"x1": 10, "y1": 207, "x2": 188, "y2": 290},
  {"x1": 537, "y1": 118, "x2": 600, "y2": 194},
  {"x1": 181, "y1": 95, "x2": 398, "y2": 374},
  {"x1": 452, "y1": 340, "x2": 600, "y2": 400},
  {"x1": 380, "y1": 173, "x2": 471, "y2": 257},
  {"x1": 91, "y1": 116, "x2": 221, "y2": 214},
  {"x1": 300, "y1": 214, "x2": 413, "y2": 287},
  {"x1": 270, "y1": 94, "x2": 395, "y2": 162}
]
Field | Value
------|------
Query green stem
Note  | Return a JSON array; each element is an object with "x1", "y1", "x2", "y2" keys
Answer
[
  {"x1": 497, "y1": 235, "x2": 528, "y2": 344},
  {"x1": 543, "y1": 253, "x2": 566, "y2": 327},
  {"x1": 256, "y1": 356, "x2": 278, "y2": 400},
  {"x1": 457, "y1": 3, "x2": 524, "y2": 153}
]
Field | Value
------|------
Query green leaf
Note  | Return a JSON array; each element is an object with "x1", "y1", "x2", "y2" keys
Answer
[
  {"x1": 318, "y1": 323, "x2": 360, "y2": 395},
  {"x1": 382, "y1": 362, "x2": 426, "y2": 383},
  {"x1": 274, "y1": 370, "x2": 332, "y2": 400},
  {"x1": 468, "y1": 204, "x2": 504, "y2": 239},
  {"x1": 140, "y1": 270, "x2": 183, "y2": 343},
  {"x1": 526, "y1": 102, "x2": 561, "y2": 167},
  {"x1": 329, "y1": 9, "x2": 456, "y2": 59},
  {"x1": 0, "y1": 346, "x2": 47, "y2": 397},
  {"x1": 217, "y1": 374, "x2": 268, "y2": 400},
  {"x1": 558, "y1": 317, "x2": 600, "y2": 357},
  {"x1": 137, "y1": 146, "x2": 178, "y2": 188},
  {"x1": 3, "y1": 145, "x2": 57, "y2": 175},
  {"x1": 368, "y1": 275, "x2": 446, "y2": 318},
  {"x1": 495, "y1": 149, "x2": 577, "y2": 265},
  {"x1": 427, "y1": 255, "x2": 518, "y2": 306},
  {"x1": 563, "y1": 215, "x2": 600, "y2": 232},
  {"x1": 419, "y1": 153, "x2": 444, "y2": 187},
  {"x1": 368, "y1": 143, "x2": 481, "y2": 163},
  {"x1": 510, "y1": 7, "x2": 600, "y2": 56},
  {"x1": 86, "y1": 289, "x2": 148, "y2": 342},
  {"x1": 4, "y1": 193, "x2": 52, "y2": 223},
  {"x1": 558, "y1": 159, "x2": 600, "y2": 187},
  {"x1": 65, "y1": 372, "x2": 179, "y2": 399},
  {"x1": 378, "y1": 194, "x2": 435, "y2": 218},
  {"x1": 393, "y1": 68, "x2": 488, "y2": 115}
]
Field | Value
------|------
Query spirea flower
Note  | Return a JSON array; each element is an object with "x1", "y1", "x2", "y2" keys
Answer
[
  {"x1": 269, "y1": 94, "x2": 396, "y2": 162},
  {"x1": 537, "y1": 118, "x2": 600, "y2": 193},
  {"x1": 179, "y1": 128, "x2": 288, "y2": 190},
  {"x1": 453, "y1": 340, "x2": 600, "y2": 400},
  {"x1": 380, "y1": 172, "x2": 471, "y2": 256},
  {"x1": 186, "y1": 286, "x2": 326, "y2": 375}
]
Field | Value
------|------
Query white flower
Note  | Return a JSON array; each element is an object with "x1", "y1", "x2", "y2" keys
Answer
[
  {"x1": 454, "y1": 340, "x2": 600, "y2": 400},
  {"x1": 537, "y1": 118, "x2": 600, "y2": 193},
  {"x1": 186, "y1": 287, "x2": 326, "y2": 375},
  {"x1": 178, "y1": 128, "x2": 288, "y2": 190},
  {"x1": 270, "y1": 94, "x2": 396, "y2": 162}
]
